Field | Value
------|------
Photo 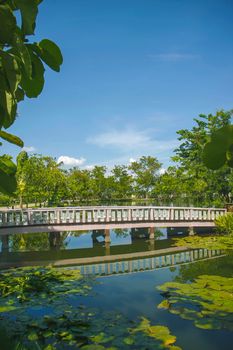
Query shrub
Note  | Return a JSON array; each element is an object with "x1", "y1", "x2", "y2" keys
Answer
[{"x1": 215, "y1": 212, "x2": 233, "y2": 234}]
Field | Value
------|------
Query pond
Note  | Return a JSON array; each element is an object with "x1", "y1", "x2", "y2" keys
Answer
[{"x1": 0, "y1": 226, "x2": 232, "y2": 350}]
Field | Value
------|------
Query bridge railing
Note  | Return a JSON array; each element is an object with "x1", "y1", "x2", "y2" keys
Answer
[{"x1": 0, "y1": 206, "x2": 227, "y2": 228}]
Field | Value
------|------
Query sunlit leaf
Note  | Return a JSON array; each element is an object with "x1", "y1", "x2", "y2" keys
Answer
[{"x1": 0, "y1": 130, "x2": 24, "y2": 147}]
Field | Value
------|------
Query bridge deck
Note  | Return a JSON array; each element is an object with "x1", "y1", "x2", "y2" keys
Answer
[{"x1": 0, "y1": 206, "x2": 226, "y2": 231}]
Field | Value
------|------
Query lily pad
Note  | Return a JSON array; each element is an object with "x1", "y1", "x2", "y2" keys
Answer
[{"x1": 157, "y1": 275, "x2": 233, "y2": 331}]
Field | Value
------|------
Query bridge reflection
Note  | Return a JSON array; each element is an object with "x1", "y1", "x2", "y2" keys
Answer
[
  {"x1": 0, "y1": 226, "x2": 225, "y2": 273},
  {"x1": 77, "y1": 248, "x2": 225, "y2": 277}
]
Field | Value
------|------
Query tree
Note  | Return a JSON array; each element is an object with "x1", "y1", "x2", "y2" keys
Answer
[
  {"x1": 110, "y1": 165, "x2": 133, "y2": 199},
  {"x1": 153, "y1": 166, "x2": 189, "y2": 203},
  {"x1": 67, "y1": 168, "x2": 93, "y2": 202},
  {"x1": 129, "y1": 156, "x2": 161, "y2": 198},
  {"x1": 173, "y1": 110, "x2": 233, "y2": 204},
  {"x1": 0, "y1": 0, "x2": 63, "y2": 194},
  {"x1": 90, "y1": 166, "x2": 111, "y2": 201},
  {"x1": 16, "y1": 154, "x2": 66, "y2": 207},
  {"x1": 16, "y1": 150, "x2": 28, "y2": 208}
]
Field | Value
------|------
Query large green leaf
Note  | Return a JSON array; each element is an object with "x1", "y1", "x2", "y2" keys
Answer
[
  {"x1": 38, "y1": 39, "x2": 63, "y2": 72},
  {"x1": 0, "y1": 155, "x2": 16, "y2": 175},
  {"x1": 203, "y1": 125, "x2": 233, "y2": 169},
  {"x1": 12, "y1": 30, "x2": 32, "y2": 79},
  {"x1": 0, "y1": 130, "x2": 24, "y2": 147},
  {"x1": 0, "y1": 51, "x2": 21, "y2": 94},
  {"x1": 0, "y1": 90, "x2": 17, "y2": 128},
  {"x1": 0, "y1": 69, "x2": 9, "y2": 92},
  {"x1": 15, "y1": 0, "x2": 39, "y2": 36},
  {"x1": 0, "y1": 4, "x2": 17, "y2": 44},
  {"x1": 15, "y1": 87, "x2": 25, "y2": 102},
  {"x1": 0, "y1": 156, "x2": 17, "y2": 194},
  {"x1": 202, "y1": 142, "x2": 226, "y2": 170},
  {"x1": 20, "y1": 52, "x2": 45, "y2": 98},
  {"x1": 0, "y1": 172, "x2": 17, "y2": 194}
]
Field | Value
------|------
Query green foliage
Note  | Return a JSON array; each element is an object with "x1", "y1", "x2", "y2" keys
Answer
[
  {"x1": 157, "y1": 275, "x2": 233, "y2": 331},
  {"x1": 0, "y1": 109, "x2": 232, "y2": 206},
  {"x1": 215, "y1": 212, "x2": 233, "y2": 234},
  {"x1": 172, "y1": 234, "x2": 233, "y2": 250},
  {"x1": 129, "y1": 156, "x2": 161, "y2": 198},
  {"x1": 160, "y1": 110, "x2": 233, "y2": 205},
  {"x1": 0, "y1": 0, "x2": 62, "y2": 195},
  {"x1": 16, "y1": 152, "x2": 67, "y2": 206}
]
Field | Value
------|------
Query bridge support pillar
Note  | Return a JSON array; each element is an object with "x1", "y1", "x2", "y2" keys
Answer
[
  {"x1": 148, "y1": 239, "x2": 155, "y2": 250},
  {"x1": 104, "y1": 229, "x2": 111, "y2": 256},
  {"x1": 149, "y1": 227, "x2": 155, "y2": 240},
  {"x1": 104, "y1": 229, "x2": 111, "y2": 243},
  {"x1": 1, "y1": 235, "x2": 9, "y2": 252},
  {"x1": 148, "y1": 227, "x2": 155, "y2": 250},
  {"x1": 105, "y1": 242, "x2": 110, "y2": 256},
  {"x1": 188, "y1": 226, "x2": 195, "y2": 236}
]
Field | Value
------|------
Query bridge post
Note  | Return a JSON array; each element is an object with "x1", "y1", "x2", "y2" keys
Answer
[
  {"x1": 56, "y1": 209, "x2": 61, "y2": 224},
  {"x1": 188, "y1": 226, "x2": 195, "y2": 236},
  {"x1": 128, "y1": 208, "x2": 132, "y2": 221}
]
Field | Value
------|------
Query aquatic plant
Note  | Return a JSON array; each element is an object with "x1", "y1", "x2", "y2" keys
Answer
[
  {"x1": 157, "y1": 275, "x2": 233, "y2": 331},
  {"x1": 0, "y1": 266, "x2": 93, "y2": 310},
  {"x1": 0, "y1": 266, "x2": 182, "y2": 350},
  {"x1": 9, "y1": 312, "x2": 182, "y2": 350},
  {"x1": 172, "y1": 234, "x2": 233, "y2": 250},
  {"x1": 129, "y1": 317, "x2": 181, "y2": 350}
]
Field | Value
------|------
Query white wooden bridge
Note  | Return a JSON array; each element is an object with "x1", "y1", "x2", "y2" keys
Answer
[{"x1": 0, "y1": 206, "x2": 226, "y2": 235}]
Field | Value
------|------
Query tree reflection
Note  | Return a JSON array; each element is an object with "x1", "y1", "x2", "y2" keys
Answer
[{"x1": 0, "y1": 232, "x2": 69, "y2": 252}]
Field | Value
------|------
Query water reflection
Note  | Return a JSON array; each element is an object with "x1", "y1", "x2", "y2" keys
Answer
[
  {"x1": 0, "y1": 227, "x2": 168, "y2": 253},
  {"x1": 0, "y1": 226, "x2": 220, "y2": 271}
]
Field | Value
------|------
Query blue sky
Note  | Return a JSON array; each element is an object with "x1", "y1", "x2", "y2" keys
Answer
[{"x1": 3, "y1": 0, "x2": 233, "y2": 169}]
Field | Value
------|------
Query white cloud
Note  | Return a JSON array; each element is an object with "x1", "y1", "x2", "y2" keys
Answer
[
  {"x1": 84, "y1": 165, "x2": 95, "y2": 171},
  {"x1": 87, "y1": 129, "x2": 178, "y2": 155},
  {"x1": 129, "y1": 157, "x2": 136, "y2": 163},
  {"x1": 148, "y1": 53, "x2": 199, "y2": 62},
  {"x1": 159, "y1": 167, "x2": 167, "y2": 175},
  {"x1": 22, "y1": 146, "x2": 36, "y2": 152},
  {"x1": 57, "y1": 156, "x2": 86, "y2": 167}
]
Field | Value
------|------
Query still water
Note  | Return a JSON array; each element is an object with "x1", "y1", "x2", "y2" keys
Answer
[{"x1": 0, "y1": 226, "x2": 232, "y2": 349}]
